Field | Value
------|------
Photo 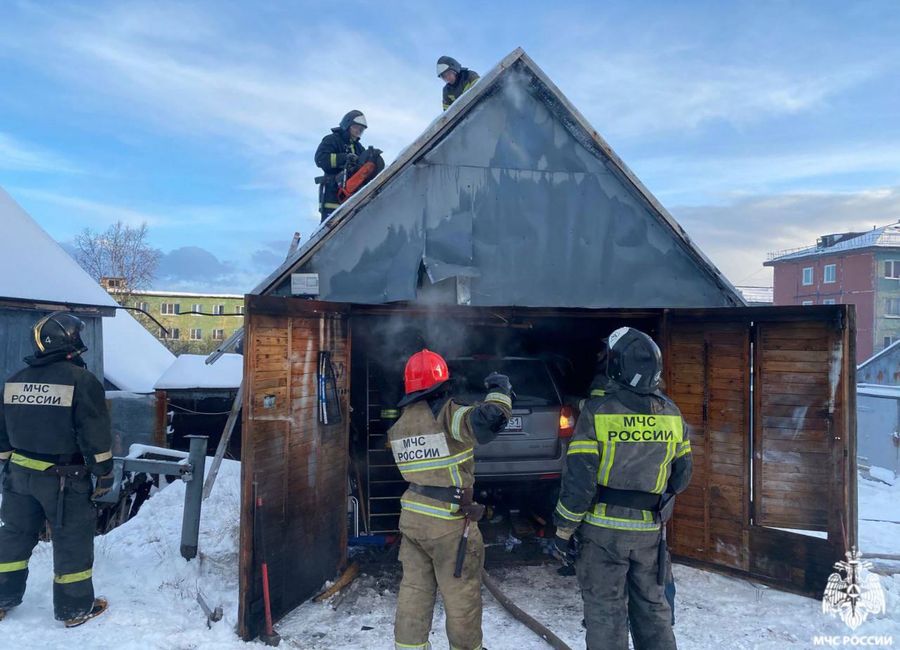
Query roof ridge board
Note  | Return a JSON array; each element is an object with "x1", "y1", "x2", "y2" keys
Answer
[{"x1": 251, "y1": 48, "x2": 527, "y2": 296}]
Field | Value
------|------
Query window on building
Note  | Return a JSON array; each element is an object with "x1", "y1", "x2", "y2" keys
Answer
[
  {"x1": 212, "y1": 329, "x2": 225, "y2": 340},
  {"x1": 161, "y1": 303, "x2": 180, "y2": 315},
  {"x1": 159, "y1": 328, "x2": 181, "y2": 340},
  {"x1": 886, "y1": 261, "x2": 900, "y2": 279},
  {"x1": 191, "y1": 303, "x2": 203, "y2": 313},
  {"x1": 886, "y1": 298, "x2": 900, "y2": 316},
  {"x1": 823, "y1": 264, "x2": 836, "y2": 283},
  {"x1": 801, "y1": 300, "x2": 814, "y2": 306},
  {"x1": 802, "y1": 267, "x2": 814, "y2": 285},
  {"x1": 235, "y1": 305, "x2": 245, "y2": 315},
  {"x1": 137, "y1": 301, "x2": 150, "y2": 313},
  {"x1": 213, "y1": 304, "x2": 225, "y2": 315},
  {"x1": 885, "y1": 336, "x2": 896, "y2": 350},
  {"x1": 190, "y1": 328, "x2": 202, "y2": 340},
  {"x1": 823, "y1": 298, "x2": 836, "y2": 305}
]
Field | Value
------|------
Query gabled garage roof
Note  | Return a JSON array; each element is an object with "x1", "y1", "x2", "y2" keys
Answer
[{"x1": 254, "y1": 48, "x2": 744, "y2": 308}]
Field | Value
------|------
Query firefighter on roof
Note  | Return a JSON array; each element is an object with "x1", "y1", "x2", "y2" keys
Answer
[
  {"x1": 389, "y1": 349, "x2": 511, "y2": 650},
  {"x1": 314, "y1": 110, "x2": 384, "y2": 223},
  {"x1": 553, "y1": 327, "x2": 693, "y2": 650},
  {"x1": 436, "y1": 56, "x2": 479, "y2": 110},
  {"x1": 0, "y1": 312, "x2": 112, "y2": 627}
]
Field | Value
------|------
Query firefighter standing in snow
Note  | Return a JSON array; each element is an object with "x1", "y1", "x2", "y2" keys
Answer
[
  {"x1": 436, "y1": 56, "x2": 479, "y2": 110},
  {"x1": 0, "y1": 312, "x2": 111, "y2": 626},
  {"x1": 314, "y1": 110, "x2": 384, "y2": 223},
  {"x1": 553, "y1": 327, "x2": 692, "y2": 650},
  {"x1": 390, "y1": 349, "x2": 512, "y2": 650}
]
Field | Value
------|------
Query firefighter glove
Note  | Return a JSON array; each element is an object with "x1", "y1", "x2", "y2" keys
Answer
[
  {"x1": 91, "y1": 473, "x2": 116, "y2": 501},
  {"x1": 345, "y1": 152, "x2": 359, "y2": 167},
  {"x1": 552, "y1": 534, "x2": 576, "y2": 567},
  {"x1": 484, "y1": 372, "x2": 512, "y2": 395}
]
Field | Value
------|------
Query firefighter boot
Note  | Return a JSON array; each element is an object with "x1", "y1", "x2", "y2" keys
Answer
[{"x1": 64, "y1": 596, "x2": 108, "y2": 628}]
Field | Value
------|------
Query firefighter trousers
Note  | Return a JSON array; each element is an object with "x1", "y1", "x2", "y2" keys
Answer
[
  {"x1": 0, "y1": 464, "x2": 96, "y2": 620},
  {"x1": 576, "y1": 525, "x2": 677, "y2": 650},
  {"x1": 395, "y1": 511, "x2": 485, "y2": 650}
]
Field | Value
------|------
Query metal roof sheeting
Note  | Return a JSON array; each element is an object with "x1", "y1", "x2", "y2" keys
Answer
[{"x1": 255, "y1": 49, "x2": 744, "y2": 309}]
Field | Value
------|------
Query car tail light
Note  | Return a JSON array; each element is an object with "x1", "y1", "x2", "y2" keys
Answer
[{"x1": 558, "y1": 405, "x2": 575, "y2": 438}]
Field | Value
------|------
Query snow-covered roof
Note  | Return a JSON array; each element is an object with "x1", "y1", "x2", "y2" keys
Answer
[
  {"x1": 0, "y1": 186, "x2": 174, "y2": 392},
  {"x1": 103, "y1": 310, "x2": 175, "y2": 392},
  {"x1": 857, "y1": 338, "x2": 900, "y2": 371},
  {"x1": 0, "y1": 187, "x2": 118, "y2": 308},
  {"x1": 154, "y1": 353, "x2": 243, "y2": 390},
  {"x1": 767, "y1": 223, "x2": 900, "y2": 263},
  {"x1": 127, "y1": 290, "x2": 243, "y2": 299},
  {"x1": 857, "y1": 383, "x2": 900, "y2": 399},
  {"x1": 735, "y1": 286, "x2": 773, "y2": 304}
]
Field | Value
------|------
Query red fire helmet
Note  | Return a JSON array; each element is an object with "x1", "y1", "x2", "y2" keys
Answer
[{"x1": 404, "y1": 349, "x2": 450, "y2": 395}]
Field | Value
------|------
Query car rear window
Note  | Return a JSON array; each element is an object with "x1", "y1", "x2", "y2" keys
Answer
[{"x1": 449, "y1": 359, "x2": 559, "y2": 406}]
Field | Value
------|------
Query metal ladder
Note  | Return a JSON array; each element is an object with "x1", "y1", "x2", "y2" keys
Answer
[{"x1": 364, "y1": 356, "x2": 404, "y2": 534}]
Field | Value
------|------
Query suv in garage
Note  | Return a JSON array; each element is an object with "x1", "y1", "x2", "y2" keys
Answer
[{"x1": 447, "y1": 356, "x2": 575, "y2": 481}]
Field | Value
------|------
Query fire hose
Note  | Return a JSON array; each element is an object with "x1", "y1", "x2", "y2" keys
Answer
[{"x1": 481, "y1": 569, "x2": 573, "y2": 650}]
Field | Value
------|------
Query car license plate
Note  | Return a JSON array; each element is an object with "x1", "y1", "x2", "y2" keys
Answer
[{"x1": 504, "y1": 416, "x2": 523, "y2": 431}]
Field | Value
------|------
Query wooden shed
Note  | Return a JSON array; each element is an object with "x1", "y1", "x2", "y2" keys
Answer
[{"x1": 236, "y1": 49, "x2": 856, "y2": 640}]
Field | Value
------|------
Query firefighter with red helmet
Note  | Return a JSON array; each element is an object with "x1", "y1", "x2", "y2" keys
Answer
[
  {"x1": 0, "y1": 312, "x2": 111, "y2": 626},
  {"x1": 390, "y1": 349, "x2": 512, "y2": 650}
]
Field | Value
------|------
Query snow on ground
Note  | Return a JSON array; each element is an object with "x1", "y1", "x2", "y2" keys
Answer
[
  {"x1": 3, "y1": 463, "x2": 899, "y2": 649},
  {"x1": 1, "y1": 460, "x2": 248, "y2": 650},
  {"x1": 859, "y1": 466, "x2": 900, "y2": 556}
]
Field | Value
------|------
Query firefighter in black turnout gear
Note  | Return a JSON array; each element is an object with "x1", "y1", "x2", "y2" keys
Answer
[
  {"x1": 314, "y1": 110, "x2": 384, "y2": 223},
  {"x1": 436, "y1": 56, "x2": 479, "y2": 110},
  {"x1": 0, "y1": 312, "x2": 111, "y2": 626},
  {"x1": 553, "y1": 327, "x2": 693, "y2": 650}
]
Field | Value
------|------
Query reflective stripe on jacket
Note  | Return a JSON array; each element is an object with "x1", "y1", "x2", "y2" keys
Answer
[
  {"x1": 389, "y1": 392, "x2": 511, "y2": 520},
  {"x1": 554, "y1": 381, "x2": 692, "y2": 534},
  {"x1": 442, "y1": 69, "x2": 480, "y2": 110}
]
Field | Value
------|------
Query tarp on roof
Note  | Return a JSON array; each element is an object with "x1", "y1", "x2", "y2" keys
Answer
[
  {"x1": 255, "y1": 49, "x2": 744, "y2": 309},
  {"x1": 154, "y1": 353, "x2": 243, "y2": 391},
  {"x1": 1, "y1": 186, "x2": 174, "y2": 392}
]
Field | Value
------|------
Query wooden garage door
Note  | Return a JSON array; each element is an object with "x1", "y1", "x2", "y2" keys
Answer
[
  {"x1": 665, "y1": 306, "x2": 855, "y2": 595},
  {"x1": 239, "y1": 297, "x2": 351, "y2": 640},
  {"x1": 666, "y1": 320, "x2": 750, "y2": 572}
]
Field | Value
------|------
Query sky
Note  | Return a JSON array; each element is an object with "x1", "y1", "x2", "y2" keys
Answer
[{"x1": 1, "y1": 0, "x2": 899, "y2": 292}]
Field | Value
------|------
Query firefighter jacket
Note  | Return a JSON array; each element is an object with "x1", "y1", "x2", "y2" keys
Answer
[
  {"x1": 554, "y1": 381, "x2": 692, "y2": 535},
  {"x1": 442, "y1": 69, "x2": 479, "y2": 110},
  {"x1": 314, "y1": 128, "x2": 366, "y2": 211},
  {"x1": 0, "y1": 352, "x2": 113, "y2": 477},
  {"x1": 388, "y1": 390, "x2": 511, "y2": 521}
]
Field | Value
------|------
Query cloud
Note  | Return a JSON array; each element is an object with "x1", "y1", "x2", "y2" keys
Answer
[
  {"x1": 635, "y1": 142, "x2": 900, "y2": 203},
  {"x1": 155, "y1": 245, "x2": 263, "y2": 293},
  {"x1": 565, "y1": 54, "x2": 876, "y2": 139},
  {"x1": 673, "y1": 186, "x2": 900, "y2": 286},
  {"x1": 0, "y1": 3, "x2": 436, "y2": 197},
  {"x1": 250, "y1": 240, "x2": 292, "y2": 271},
  {"x1": 12, "y1": 188, "x2": 170, "y2": 227},
  {"x1": 0, "y1": 133, "x2": 80, "y2": 174}
]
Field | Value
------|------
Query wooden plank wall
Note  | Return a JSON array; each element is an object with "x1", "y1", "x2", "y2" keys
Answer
[
  {"x1": 753, "y1": 321, "x2": 833, "y2": 530},
  {"x1": 666, "y1": 321, "x2": 750, "y2": 572},
  {"x1": 749, "y1": 318, "x2": 850, "y2": 592},
  {"x1": 239, "y1": 307, "x2": 350, "y2": 640}
]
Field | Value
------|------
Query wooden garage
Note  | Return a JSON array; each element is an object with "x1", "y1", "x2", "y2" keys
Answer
[
  {"x1": 237, "y1": 299, "x2": 855, "y2": 639},
  {"x1": 236, "y1": 48, "x2": 855, "y2": 639}
]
